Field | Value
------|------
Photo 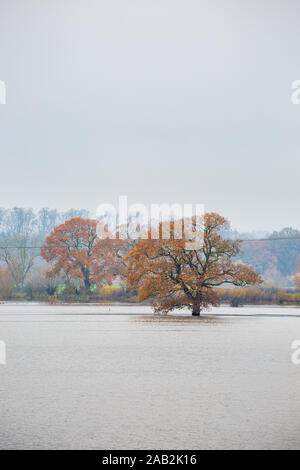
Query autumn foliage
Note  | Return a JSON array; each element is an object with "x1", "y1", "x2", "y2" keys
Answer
[
  {"x1": 293, "y1": 258, "x2": 300, "y2": 290},
  {"x1": 41, "y1": 218, "x2": 121, "y2": 290},
  {"x1": 124, "y1": 213, "x2": 262, "y2": 315},
  {"x1": 0, "y1": 266, "x2": 13, "y2": 299}
]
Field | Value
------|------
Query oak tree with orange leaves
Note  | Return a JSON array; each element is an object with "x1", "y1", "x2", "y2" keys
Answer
[
  {"x1": 41, "y1": 217, "x2": 120, "y2": 290},
  {"x1": 124, "y1": 213, "x2": 262, "y2": 315}
]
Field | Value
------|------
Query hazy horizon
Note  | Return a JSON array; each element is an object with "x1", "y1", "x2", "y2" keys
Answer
[{"x1": 1, "y1": 0, "x2": 300, "y2": 232}]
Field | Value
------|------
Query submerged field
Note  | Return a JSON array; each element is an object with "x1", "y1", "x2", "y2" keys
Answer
[{"x1": 0, "y1": 303, "x2": 300, "y2": 449}]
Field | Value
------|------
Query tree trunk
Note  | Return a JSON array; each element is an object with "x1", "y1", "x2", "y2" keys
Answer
[
  {"x1": 82, "y1": 268, "x2": 90, "y2": 290},
  {"x1": 192, "y1": 303, "x2": 201, "y2": 316},
  {"x1": 84, "y1": 277, "x2": 90, "y2": 290}
]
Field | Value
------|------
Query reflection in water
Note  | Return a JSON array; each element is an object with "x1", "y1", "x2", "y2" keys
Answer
[{"x1": 138, "y1": 315, "x2": 223, "y2": 324}]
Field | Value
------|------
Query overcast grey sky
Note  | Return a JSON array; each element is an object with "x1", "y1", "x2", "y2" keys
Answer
[{"x1": 0, "y1": 0, "x2": 300, "y2": 232}]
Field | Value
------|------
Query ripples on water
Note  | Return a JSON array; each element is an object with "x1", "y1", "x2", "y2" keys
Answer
[{"x1": 0, "y1": 303, "x2": 300, "y2": 449}]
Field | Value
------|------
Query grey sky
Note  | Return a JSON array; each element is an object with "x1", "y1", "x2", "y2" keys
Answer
[{"x1": 0, "y1": 0, "x2": 300, "y2": 232}]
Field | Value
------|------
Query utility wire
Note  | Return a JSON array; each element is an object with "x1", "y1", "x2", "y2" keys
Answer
[
  {"x1": 1, "y1": 236, "x2": 300, "y2": 249},
  {"x1": 0, "y1": 246, "x2": 42, "y2": 249},
  {"x1": 241, "y1": 236, "x2": 300, "y2": 242}
]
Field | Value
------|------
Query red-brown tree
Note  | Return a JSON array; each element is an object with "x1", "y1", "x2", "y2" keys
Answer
[
  {"x1": 124, "y1": 213, "x2": 263, "y2": 315},
  {"x1": 41, "y1": 218, "x2": 121, "y2": 290}
]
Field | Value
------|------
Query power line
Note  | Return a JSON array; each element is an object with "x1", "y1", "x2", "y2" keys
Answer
[
  {"x1": 1, "y1": 236, "x2": 300, "y2": 249},
  {"x1": 0, "y1": 246, "x2": 42, "y2": 249},
  {"x1": 241, "y1": 236, "x2": 300, "y2": 242}
]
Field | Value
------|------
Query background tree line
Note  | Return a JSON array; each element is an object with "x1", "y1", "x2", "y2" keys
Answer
[
  {"x1": 0, "y1": 207, "x2": 300, "y2": 305},
  {"x1": 0, "y1": 207, "x2": 91, "y2": 300},
  {"x1": 224, "y1": 227, "x2": 300, "y2": 286}
]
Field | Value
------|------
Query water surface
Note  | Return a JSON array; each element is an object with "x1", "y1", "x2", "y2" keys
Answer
[{"x1": 0, "y1": 303, "x2": 300, "y2": 449}]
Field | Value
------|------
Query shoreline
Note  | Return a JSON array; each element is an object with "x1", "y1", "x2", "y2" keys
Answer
[{"x1": 1, "y1": 300, "x2": 300, "y2": 309}]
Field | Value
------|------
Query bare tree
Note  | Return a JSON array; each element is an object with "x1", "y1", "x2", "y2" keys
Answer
[
  {"x1": 62, "y1": 209, "x2": 90, "y2": 222},
  {"x1": 0, "y1": 234, "x2": 40, "y2": 288},
  {"x1": 38, "y1": 208, "x2": 60, "y2": 237},
  {"x1": 4, "y1": 207, "x2": 36, "y2": 237}
]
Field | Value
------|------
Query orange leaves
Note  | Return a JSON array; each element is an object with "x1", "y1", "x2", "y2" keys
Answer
[
  {"x1": 40, "y1": 213, "x2": 262, "y2": 311},
  {"x1": 41, "y1": 218, "x2": 122, "y2": 289},
  {"x1": 125, "y1": 213, "x2": 262, "y2": 315}
]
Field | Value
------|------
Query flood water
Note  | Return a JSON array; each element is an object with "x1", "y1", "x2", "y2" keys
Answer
[{"x1": 0, "y1": 302, "x2": 300, "y2": 449}]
